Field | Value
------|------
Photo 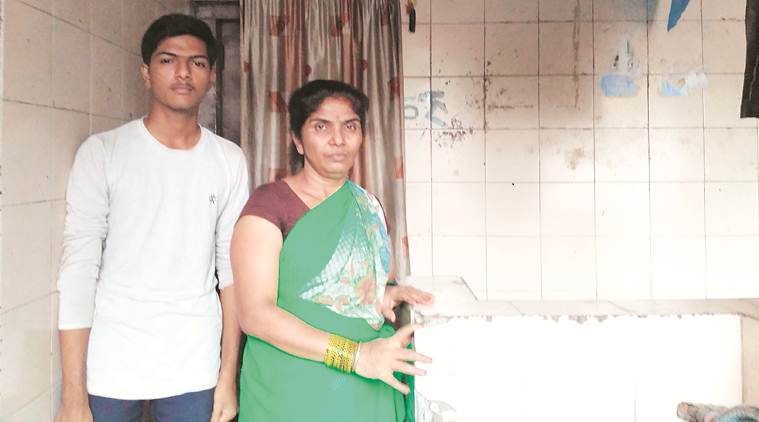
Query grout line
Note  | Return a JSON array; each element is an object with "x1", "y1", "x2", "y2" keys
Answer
[
  {"x1": 428, "y1": 1, "x2": 435, "y2": 279},
  {"x1": 537, "y1": 0, "x2": 543, "y2": 300},
  {"x1": 591, "y1": 0, "x2": 598, "y2": 301},
  {"x1": 482, "y1": 0, "x2": 488, "y2": 300},
  {"x1": 0, "y1": 292, "x2": 57, "y2": 316},
  {"x1": 646, "y1": 0, "x2": 654, "y2": 301},
  {"x1": 700, "y1": 0, "x2": 708, "y2": 299}
]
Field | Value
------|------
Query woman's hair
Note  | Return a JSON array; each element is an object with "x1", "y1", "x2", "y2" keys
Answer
[
  {"x1": 141, "y1": 14, "x2": 219, "y2": 67},
  {"x1": 287, "y1": 80, "x2": 369, "y2": 171}
]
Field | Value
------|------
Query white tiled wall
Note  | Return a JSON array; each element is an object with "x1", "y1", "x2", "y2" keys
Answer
[
  {"x1": 0, "y1": 1, "x2": 189, "y2": 420},
  {"x1": 403, "y1": 0, "x2": 759, "y2": 300}
]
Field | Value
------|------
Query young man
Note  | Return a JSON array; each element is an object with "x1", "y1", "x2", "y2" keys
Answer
[{"x1": 55, "y1": 14, "x2": 248, "y2": 422}]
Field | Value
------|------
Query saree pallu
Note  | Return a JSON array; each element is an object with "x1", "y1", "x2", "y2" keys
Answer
[{"x1": 238, "y1": 181, "x2": 412, "y2": 421}]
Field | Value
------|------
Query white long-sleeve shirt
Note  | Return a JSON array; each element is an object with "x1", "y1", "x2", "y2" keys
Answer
[{"x1": 57, "y1": 119, "x2": 249, "y2": 399}]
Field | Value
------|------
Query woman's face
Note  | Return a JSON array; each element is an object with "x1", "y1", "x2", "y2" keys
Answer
[{"x1": 293, "y1": 96, "x2": 364, "y2": 179}]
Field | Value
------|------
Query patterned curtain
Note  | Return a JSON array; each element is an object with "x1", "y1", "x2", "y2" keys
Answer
[{"x1": 240, "y1": 0, "x2": 409, "y2": 276}]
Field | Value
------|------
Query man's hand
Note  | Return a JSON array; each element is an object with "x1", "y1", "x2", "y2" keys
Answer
[
  {"x1": 210, "y1": 377, "x2": 238, "y2": 422},
  {"x1": 55, "y1": 398, "x2": 93, "y2": 422}
]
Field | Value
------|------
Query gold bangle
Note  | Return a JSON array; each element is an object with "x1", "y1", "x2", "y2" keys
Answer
[{"x1": 325, "y1": 334, "x2": 358, "y2": 373}]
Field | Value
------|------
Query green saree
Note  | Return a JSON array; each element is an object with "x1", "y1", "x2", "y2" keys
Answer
[{"x1": 238, "y1": 181, "x2": 413, "y2": 421}]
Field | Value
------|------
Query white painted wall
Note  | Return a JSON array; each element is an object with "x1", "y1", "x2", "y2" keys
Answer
[{"x1": 414, "y1": 314, "x2": 743, "y2": 422}]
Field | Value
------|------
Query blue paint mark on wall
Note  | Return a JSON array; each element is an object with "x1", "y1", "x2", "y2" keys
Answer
[
  {"x1": 668, "y1": 0, "x2": 691, "y2": 31},
  {"x1": 405, "y1": 90, "x2": 448, "y2": 128},
  {"x1": 600, "y1": 74, "x2": 638, "y2": 97},
  {"x1": 660, "y1": 71, "x2": 708, "y2": 97}
]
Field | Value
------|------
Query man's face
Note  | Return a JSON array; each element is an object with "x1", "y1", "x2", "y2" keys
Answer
[{"x1": 141, "y1": 35, "x2": 215, "y2": 114}]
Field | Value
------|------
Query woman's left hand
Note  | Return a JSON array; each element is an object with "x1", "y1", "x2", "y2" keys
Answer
[
  {"x1": 381, "y1": 285, "x2": 434, "y2": 323},
  {"x1": 210, "y1": 377, "x2": 238, "y2": 422}
]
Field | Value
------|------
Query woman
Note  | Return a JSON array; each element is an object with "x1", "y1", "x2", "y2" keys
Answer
[{"x1": 232, "y1": 79, "x2": 434, "y2": 421}]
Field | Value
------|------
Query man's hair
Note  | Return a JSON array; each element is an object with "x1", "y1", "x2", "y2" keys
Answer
[
  {"x1": 141, "y1": 14, "x2": 219, "y2": 66},
  {"x1": 288, "y1": 80, "x2": 369, "y2": 170}
]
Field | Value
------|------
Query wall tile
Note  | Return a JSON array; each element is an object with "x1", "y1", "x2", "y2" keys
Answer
[
  {"x1": 648, "y1": 74, "x2": 704, "y2": 127},
  {"x1": 408, "y1": 236, "x2": 433, "y2": 276},
  {"x1": 123, "y1": 0, "x2": 153, "y2": 55},
  {"x1": 596, "y1": 236, "x2": 651, "y2": 300},
  {"x1": 0, "y1": 297, "x2": 52, "y2": 418},
  {"x1": 402, "y1": 24, "x2": 431, "y2": 77},
  {"x1": 51, "y1": 293, "x2": 62, "y2": 384},
  {"x1": 404, "y1": 77, "x2": 432, "y2": 130},
  {"x1": 593, "y1": 74, "x2": 648, "y2": 128},
  {"x1": 404, "y1": 129, "x2": 432, "y2": 182},
  {"x1": 706, "y1": 237, "x2": 759, "y2": 298},
  {"x1": 431, "y1": 183, "x2": 486, "y2": 236},
  {"x1": 702, "y1": 0, "x2": 746, "y2": 20},
  {"x1": 541, "y1": 183, "x2": 595, "y2": 236},
  {"x1": 594, "y1": 21, "x2": 647, "y2": 76},
  {"x1": 90, "y1": 115, "x2": 124, "y2": 135},
  {"x1": 406, "y1": 182, "x2": 432, "y2": 237},
  {"x1": 432, "y1": 24, "x2": 484, "y2": 76},
  {"x1": 594, "y1": 0, "x2": 647, "y2": 21},
  {"x1": 51, "y1": 201, "x2": 66, "y2": 288},
  {"x1": 4, "y1": 0, "x2": 53, "y2": 105},
  {"x1": 401, "y1": 0, "x2": 430, "y2": 24},
  {"x1": 595, "y1": 128, "x2": 649, "y2": 182},
  {"x1": 5, "y1": 389, "x2": 52, "y2": 422},
  {"x1": 704, "y1": 128, "x2": 758, "y2": 182},
  {"x1": 649, "y1": 128, "x2": 704, "y2": 182},
  {"x1": 705, "y1": 182, "x2": 759, "y2": 236},
  {"x1": 648, "y1": 20, "x2": 702, "y2": 74},
  {"x1": 485, "y1": 76, "x2": 539, "y2": 129},
  {"x1": 2, "y1": 203, "x2": 53, "y2": 310},
  {"x1": 539, "y1": 0, "x2": 593, "y2": 21},
  {"x1": 703, "y1": 21, "x2": 746, "y2": 73},
  {"x1": 485, "y1": 23, "x2": 538, "y2": 75},
  {"x1": 596, "y1": 182, "x2": 650, "y2": 236},
  {"x1": 651, "y1": 236, "x2": 706, "y2": 299},
  {"x1": 541, "y1": 237, "x2": 596, "y2": 300},
  {"x1": 431, "y1": 129, "x2": 485, "y2": 182},
  {"x1": 485, "y1": 129, "x2": 540, "y2": 182},
  {"x1": 539, "y1": 75, "x2": 594, "y2": 128},
  {"x1": 539, "y1": 129, "x2": 594, "y2": 182},
  {"x1": 539, "y1": 22, "x2": 593, "y2": 75},
  {"x1": 2, "y1": 102, "x2": 53, "y2": 205},
  {"x1": 91, "y1": 0, "x2": 122, "y2": 45},
  {"x1": 704, "y1": 74, "x2": 756, "y2": 128},
  {"x1": 91, "y1": 36, "x2": 125, "y2": 119},
  {"x1": 51, "y1": 109, "x2": 89, "y2": 201},
  {"x1": 52, "y1": 19, "x2": 91, "y2": 113},
  {"x1": 431, "y1": 0, "x2": 484, "y2": 23},
  {"x1": 647, "y1": 0, "x2": 702, "y2": 21},
  {"x1": 54, "y1": 0, "x2": 91, "y2": 30},
  {"x1": 650, "y1": 182, "x2": 705, "y2": 236},
  {"x1": 486, "y1": 237, "x2": 541, "y2": 300},
  {"x1": 486, "y1": 182, "x2": 540, "y2": 236},
  {"x1": 431, "y1": 77, "x2": 485, "y2": 129},
  {"x1": 123, "y1": 53, "x2": 149, "y2": 120},
  {"x1": 20, "y1": 0, "x2": 52, "y2": 12},
  {"x1": 433, "y1": 236, "x2": 487, "y2": 299},
  {"x1": 484, "y1": 0, "x2": 538, "y2": 22}
]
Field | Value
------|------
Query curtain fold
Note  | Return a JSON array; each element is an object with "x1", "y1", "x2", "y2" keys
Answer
[{"x1": 240, "y1": 0, "x2": 409, "y2": 276}]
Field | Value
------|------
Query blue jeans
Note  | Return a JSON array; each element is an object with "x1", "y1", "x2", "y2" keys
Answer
[{"x1": 89, "y1": 388, "x2": 214, "y2": 422}]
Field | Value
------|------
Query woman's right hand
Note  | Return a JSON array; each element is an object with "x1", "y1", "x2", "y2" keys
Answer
[{"x1": 353, "y1": 324, "x2": 432, "y2": 394}]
